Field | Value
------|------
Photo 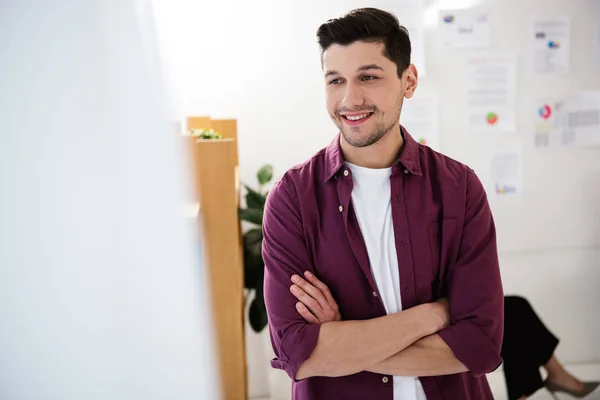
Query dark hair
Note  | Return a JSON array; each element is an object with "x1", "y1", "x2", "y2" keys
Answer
[{"x1": 316, "y1": 8, "x2": 411, "y2": 78}]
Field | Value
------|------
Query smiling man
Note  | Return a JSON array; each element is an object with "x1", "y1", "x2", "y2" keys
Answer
[{"x1": 262, "y1": 8, "x2": 504, "y2": 400}]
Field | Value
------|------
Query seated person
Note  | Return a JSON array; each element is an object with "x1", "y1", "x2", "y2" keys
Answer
[{"x1": 502, "y1": 295, "x2": 599, "y2": 400}]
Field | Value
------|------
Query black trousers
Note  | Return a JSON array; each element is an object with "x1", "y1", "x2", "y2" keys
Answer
[{"x1": 501, "y1": 296, "x2": 560, "y2": 400}]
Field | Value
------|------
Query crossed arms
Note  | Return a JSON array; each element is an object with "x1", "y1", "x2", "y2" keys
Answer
[
  {"x1": 262, "y1": 170, "x2": 504, "y2": 381},
  {"x1": 290, "y1": 272, "x2": 466, "y2": 380}
]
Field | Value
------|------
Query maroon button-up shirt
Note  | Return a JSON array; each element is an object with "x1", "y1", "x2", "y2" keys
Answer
[{"x1": 262, "y1": 127, "x2": 504, "y2": 400}]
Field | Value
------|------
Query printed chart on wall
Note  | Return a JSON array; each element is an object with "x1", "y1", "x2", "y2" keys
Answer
[
  {"x1": 466, "y1": 55, "x2": 517, "y2": 133},
  {"x1": 532, "y1": 19, "x2": 570, "y2": 73},
  {"x1": 401, "y1": 97, "x2": 440, "y2": 151},
  {"x1": 533, "y1": 99, "x2": 564, "y2": 148},
  {"x1": 342, "y1": 0, "x2": 426, "y2": 76},
  {"x1": 438, "y1": 7, "x2": 491, "y2": 48},
  {"x1": 534, "y1": 91, "x2": 600, "y2": 149},
  {"x1": 490, "y1": 146, "x2": 523, "y2": 197}
]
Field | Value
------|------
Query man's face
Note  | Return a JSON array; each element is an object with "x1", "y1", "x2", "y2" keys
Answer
[{"x1": 322, "y1": 41, "x2": 417, "y2": 148}]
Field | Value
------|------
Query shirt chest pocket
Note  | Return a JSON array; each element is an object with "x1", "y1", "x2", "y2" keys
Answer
[{"x1": 427, "y1": 218, "x2": 460, "y2": 297}]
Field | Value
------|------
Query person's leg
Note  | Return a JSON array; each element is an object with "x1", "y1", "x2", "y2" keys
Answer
[
  {"x1": 544, "y1": 355, "x2": 584, "y2": 392},
  {"x1": 501, "y1": 296, "x2": 558, "y2": 399},
  {"x1": 504, "y1": 296, "x2": 595, "y2": 396},
  {"x1": 502, "y1": 360, "x2": 544, "y2": 400},
  {"x1": 502, "y1": 297, "x2": 599, "y2": 399}
]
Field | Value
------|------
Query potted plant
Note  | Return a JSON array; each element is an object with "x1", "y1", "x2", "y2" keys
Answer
[
  {"x1": 238, "y1": 164, "x2": 274, "y2": 333},
  {"x1": 189, "y1": 128, "x2": 224, "y2": 139}
]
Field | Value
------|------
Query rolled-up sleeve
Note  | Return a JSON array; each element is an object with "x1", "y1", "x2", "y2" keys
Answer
[
  {"x1": 438, "y1": 168, "x2": 504, "y2": 377},
  {"x1": 262, "y1": 176, "x2": 321, "y2": 380}
]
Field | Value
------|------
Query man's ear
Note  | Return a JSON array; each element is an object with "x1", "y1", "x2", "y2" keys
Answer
[{"x1": 402, "y1": 64, "x2": 418, "y2": 99}]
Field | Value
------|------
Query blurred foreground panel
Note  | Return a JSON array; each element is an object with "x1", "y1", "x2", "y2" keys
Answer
[{"x1": 0, "y1": 1, "x2": 219, "y2": 399}]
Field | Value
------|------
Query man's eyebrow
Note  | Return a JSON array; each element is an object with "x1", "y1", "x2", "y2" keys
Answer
[
  {"x1": 358, "y1": 64, "x2": 384, "y2": 72},
  {"x1": 324, "y1": 64, "x2": 384, "y2": 77}
]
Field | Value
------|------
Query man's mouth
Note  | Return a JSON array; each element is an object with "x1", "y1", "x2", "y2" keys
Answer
[{"x1": 341, "y1": 112, "x2": 374, "y2": 126}]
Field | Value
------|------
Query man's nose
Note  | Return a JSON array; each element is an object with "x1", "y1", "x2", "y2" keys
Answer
[{"x1": 342, "y1": 83, "x2": 365, "y2": 109}]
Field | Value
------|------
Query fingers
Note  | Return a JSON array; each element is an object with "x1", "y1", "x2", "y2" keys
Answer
[
  {"x1": 291, "y1": 284, "x2": 339, "y2": 323},
  {"x1": 290, "y1": 284, "x2": 322, "y2": 317},
  {"x1": 304, "y1": 271, "x2": 339, "y2": 312},
  {"x1": 290, "y1": 272, "x2": 342, "y2": 323},
  {"x1": 296, "y1": 302, "x2": 319, "y2": 324},
  {"x1": 291, "y1": 274, "x2": 329, "y2": 310}
]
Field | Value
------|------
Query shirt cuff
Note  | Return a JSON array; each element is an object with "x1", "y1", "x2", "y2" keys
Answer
[
  {"x1": 438, "y1": 322, "x2": 502, "y2": 377},
  {"x1": 270, "y1": 323, "x2": 321, "y2": 381}
]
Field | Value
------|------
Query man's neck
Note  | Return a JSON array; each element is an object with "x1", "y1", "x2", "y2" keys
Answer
[{"x1": 340, "y1": 125, "x2": 404, "y2": 169}]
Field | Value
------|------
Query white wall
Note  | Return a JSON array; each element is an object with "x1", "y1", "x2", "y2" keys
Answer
[{"x1": 151, "y1": 0, "x2": 600, "y2": 397}]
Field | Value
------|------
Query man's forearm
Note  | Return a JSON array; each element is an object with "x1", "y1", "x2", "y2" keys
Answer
[
  {"x1": 365, "y1": 334, "x2": 467, "y2": 377},
  {"x1": 295, "y1": 304, "x2": 439, "y2": 380}
]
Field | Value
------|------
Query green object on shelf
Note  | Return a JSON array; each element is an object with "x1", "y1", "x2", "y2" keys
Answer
[{"x1": 189, "y1": 128, "x2": 224, "y2": 140}]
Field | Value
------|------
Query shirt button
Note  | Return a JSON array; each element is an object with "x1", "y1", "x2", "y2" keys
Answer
[
  {"x1": 343, "y1": 170, "x2": 349, "y2": 176},
  {"x1": 338, "y1": 205, "x2": 343, "y2": 212},
  {"x1": 382, "y1": 376, "x2": 389, "y2": 383},
  {"x1": 403, "y1": 168, "x2": 409, "y2": 174},
  {"x1": 372, "y1": 291, "x2": 378, "y2": 297}
]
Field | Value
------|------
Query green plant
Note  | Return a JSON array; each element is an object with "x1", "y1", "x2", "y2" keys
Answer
[
  {"x1": 238, "y1": 164, "x2": 274, "y2": 333},
  {"x1": 189, "y1": 128, "x2": 223, "y2": 140}
]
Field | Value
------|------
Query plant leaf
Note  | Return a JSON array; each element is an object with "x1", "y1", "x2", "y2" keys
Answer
[
  {"x1": 244, "y1": 228, "x2": 263, "y2": 245},
  {"x1": 249, "y1": 293, "x2": 268, "y2": 332},
  {"x1": 244, "y1": 185, "x2": 266, "y2": 209},
  {"x1": 243, "y1": 251, "x2": 263, "y2": 289},
  {"x1": 238, "y1": 208, "x2": 263, "y2": 225},
  {"x1": 257, "y1": 165, "x2": 274, "y2": 186},
  {"x1": 244, "y1": 228, "x2": 263, "y2": 257},
  {"x1": 243, "y1": 229, "x2": 263, "y2": 290}
]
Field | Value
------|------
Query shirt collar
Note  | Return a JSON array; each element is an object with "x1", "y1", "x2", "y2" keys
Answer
[{"x1": 324, "y1": 125, "x2": 423, "y2": 182}]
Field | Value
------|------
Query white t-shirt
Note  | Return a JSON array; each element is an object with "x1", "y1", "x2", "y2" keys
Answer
[{"x1": 346, "y1": 162, "x2": 427, "y2": 400}]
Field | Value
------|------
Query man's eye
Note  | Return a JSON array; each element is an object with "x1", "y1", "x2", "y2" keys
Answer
[
  {"x1": 329, "y1": 78, "x2": 342, "y2": 85},
  {"x1": 362, "y1": 75, "x2": 377, "y2": 81}
]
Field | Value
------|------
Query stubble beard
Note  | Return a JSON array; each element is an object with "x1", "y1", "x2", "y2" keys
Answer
[
  {"x1": 336, "y1": 96, "x2": 404, "y2": 148},
  {"x1": 340, "y1": 117, "x2": 397, "y2": 148},
  {"x1": 339, "y1": 108, "x2": 402, "y2": 148}
]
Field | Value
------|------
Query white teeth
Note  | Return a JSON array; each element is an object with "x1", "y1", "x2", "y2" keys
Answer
[{"x1": 346, "y1": 113, "x2": 370, "y2": 121}]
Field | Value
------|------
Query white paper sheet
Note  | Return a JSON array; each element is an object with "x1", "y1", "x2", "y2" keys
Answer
[
  {"x1": 533, "y1": 19, "x2": 570, "y2": 73},
  {"x1": 490, "y1": 147, "x2": 522, "y2": 196},
  {"x1": 438, "y1": 7, "x2": 491, "y2": 48},
  {"x1": 342, "y1": 0, "x2": 427, "y2": 76},
  {"x1": 401, "y1": 97, "x2": 440, "y2": 151},
  {"x1": 534, "y1": 91, "x2": 600, "y2": 149},
  {"x1": 533, "y1": 99, "x2": 565, "y2": 149},
  {"x1": 466, "y1": 55, "x2": 517, "y2": 133}
]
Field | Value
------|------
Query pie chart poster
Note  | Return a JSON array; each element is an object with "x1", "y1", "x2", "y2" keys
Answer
[{"x1": 466, "y1": 55, "x2": 518, "y2": 133}]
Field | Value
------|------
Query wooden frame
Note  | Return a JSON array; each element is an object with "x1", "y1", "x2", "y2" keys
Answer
[{"x1": 186, "y1": 117, "x2": 247, "y2": 400}]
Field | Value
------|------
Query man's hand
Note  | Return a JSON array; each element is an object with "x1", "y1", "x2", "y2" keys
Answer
[
  {"x1": 430, "y1": 298, "x2": 451, "y2": 332},
  {"x1": 292, "y1": 271, "x2": 450, "y2": 330},
  {"x1": 290, "y1": 271, "x2": 341, "y2": 324}
]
